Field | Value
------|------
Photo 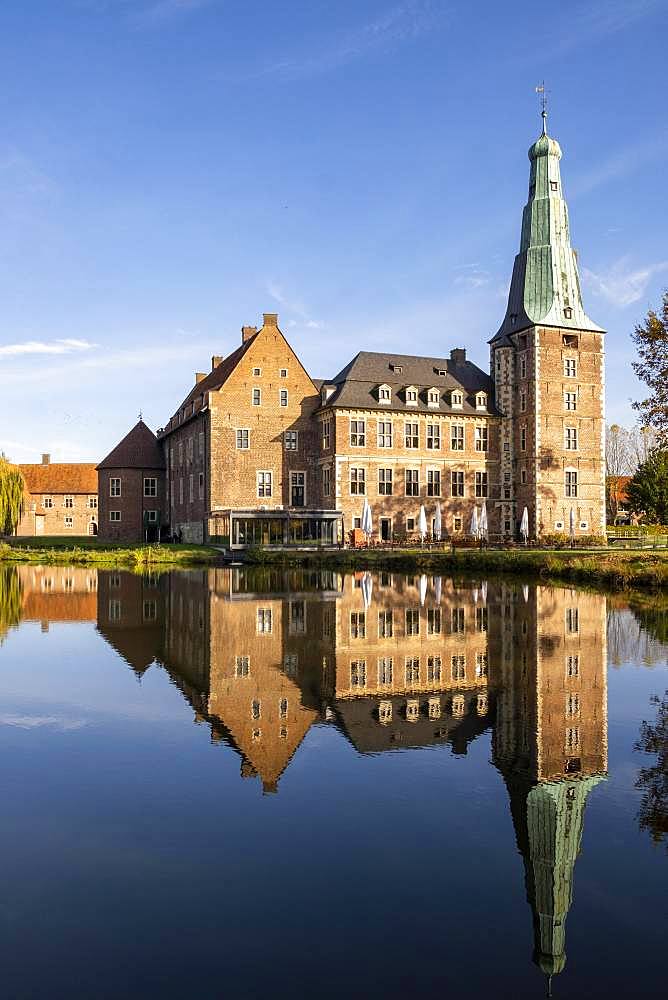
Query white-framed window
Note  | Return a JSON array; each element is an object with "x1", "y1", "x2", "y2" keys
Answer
[
  {"x1": 452, "y1": 607, "x2": 465, "y2": 633},
  {"x1": 252, "y1": 387, "x2": 261, "y2": 406},
  {"x1": 406, "y1": 516, "x2": 416, "y2": 532},
  {"x1": 405, "y1": 656, "x2": 420, "y2": 685},
  {"x1": 427, "y1": 469, "x2": 441, "y2": 497},
  {"x1": 63, "y1": 495, "x2": 74, "y2": 509},
  {"x1": 565, "y1": 727, "x2": 580, "y2": 751},
  {"x1": 350, "y1": 468, "x2": 365, "y2": 495},
  {"x1": 290, "y1": 471, "x2": 306, "y2": 507},
  {"x1": 566, "y1": 607, "x2": 579, "y2": 634},
  {"x1": 427, "y1": 608, "x2": 442, "y2": 636},
  {"x1": 405, "y1": 422, "x2": 419, "y2": 448},
  {"x1": 43, "y1": 496, "x2": 53, "y2": 508},
  {"x1": 451, "y1": 655, "x2": 466, "y2": 681},
  {"x1": 88, "y1": 497, "x2": 97, "y2": 509},
  {"x1": 146, "y1": 510, "x2": 158, "y2": 523},
  {"x1": 378, "y1": 384, "x2": 392, "y2": 403},
  {"x1": 427, "y1": 655, "x2": 442, "y2": 683},
  {"x1": 427, "y1": 423, "x2": 441, "y2": 449},
  {"x1": 475, "y1": 471, "x2": 488, "y2": 497},
  {"x1": 350, "y1": 660, "x2": 367, "y2": 688},
  {"x1": 476, "y1": 606, "x2": 488, "y2": 632},
  {"x1": 144, "y1": 477, "x2": 157, "y2": 497},
  {"x1": 279, "y1": 697, "x2": 289, "y2": 720},
  {"x1": 564, "y1": 358, "x2": 577, "y2": 378},
  {"x1": 378, "y1": 657, "x2": 393, "y2": 685},
  {"x1": 378, "y1": 610, "x2": 393, "y2": 638},
  {"x1": 450, "y1": 390, "x2": 463, "y2": 408},
  {"x1": 378, "y1": 468, "x2": 393, "y2": 495},
  {"x1": 451, "y1": 470, "x2": 465, "y2": 497},
  {"x1": 378, "y1": 420, "x2": 393, "y2": 448},
  {"x1": 520, "y1": 426, "x2": 527, "y2": 451},
  {"x1": 475, "y1": 653, "x2": 488, "y2": 678},
  {"x1": 322, "y1": 418, "x2": 331, "y2": 450},
  {"x1": 350, "y1": 419, "x2": 365, "y2": 447},
  {"x1": 284, "y1": 430, "x2": 298, "y2": 451},
  {"x1": 280, "y1": 389, "x2": 288, "y2": 407},
  {"x1": 405, "y1": 386, "x2": 418, "y2": 406},
  {"x1": 257, "y1": 471, "x2": 273, "y2": 498},
  {"x1": 520, "y1": 354, "x2": 527, "y2": 379},
  {"x1": 475, "y1": 392, "x2": 487, "y2": 410},
  {"x1": 109, "y1": 510, "x2": 121, "y2": 522},
  {"x1": 566, "y1": 692, "x2": 580, "y2": 717},
  {"x1": 566, "y1": 654, "x2": 579, "y2": 678},
  {"x1": 64, "y1": 515, "x2": 74, "y2": 528},
  {"x1": 252, "y1": 366, "x2": 262, "y2": 376},
  {"x1": 257, "y1": 608, "x2": 272, "y2": 634},
  {"x1": 565, "y1": 469, "x2": 578, "y2": 498},
  {"x1": 110, "y1": 478, "x2": 121, "y2": 497},
  {"x1": 350, "y1": 611, "x2": 366, "y2": 639},
  {"x1": 475, "y1": 425, "x2": 488, "y2": 452},
  {"x1": 427, "y1": 388, "x2": 440, "y2": 407},
  {"x1": 280, "y1": 368, "x2": 288, "y2": 378},
  {"x1": 322, "y1": 466, "x2": 331, "y2": 496},
  {"x1": 405, "y1": 469, "x2": 419, "y2": 497},
  {"x1": 451, "y1": 424, "x2": 464, "y2": 450},
  {"x1": 565, "y1": 426, "x2": 578, "y2": 450},
  {"x1": 406, "y1": 608, "x2": 420, "y2": 637},
  {"x1": 565, "y1": 391, "x2": 577, "y2": 411}
]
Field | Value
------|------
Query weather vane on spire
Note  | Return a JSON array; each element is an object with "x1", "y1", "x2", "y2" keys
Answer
[
  {"x1": 138, "y1": 409, "x2": 143, "y2": 422},
  {"x1": 535, "y1": 81, "x2": 548, "y2": 134}
]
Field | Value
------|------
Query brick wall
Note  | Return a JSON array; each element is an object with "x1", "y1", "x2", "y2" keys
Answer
[
  {"x1": 97, "y1": 468, "x2": 165, "y2": 543},
  {"x1": 16, "y1": 493, "x2": 98, "y2": 537}
]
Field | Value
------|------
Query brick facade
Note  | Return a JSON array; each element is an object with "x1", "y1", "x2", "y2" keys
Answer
[{"x1": 16, "y1": 458, "x2": 98, "y2": 537}]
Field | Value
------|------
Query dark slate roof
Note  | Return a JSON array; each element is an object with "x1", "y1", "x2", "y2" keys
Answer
[
  {"x1": 322, "y1": 350, "x2": 497, "y2": 415},
  {"x1": 97, "y1": 420, "x2": 165, "y2": 471}
]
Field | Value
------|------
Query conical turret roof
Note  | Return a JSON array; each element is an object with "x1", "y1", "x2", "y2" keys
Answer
[
  {"x1": 491, "y1": 122, "x2": 603, "y2": 344},
  {"x1": 97, "y1": 419, "x2": 165, "y2": 470}
]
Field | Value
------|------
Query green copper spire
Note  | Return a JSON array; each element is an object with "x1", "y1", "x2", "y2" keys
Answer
[{"x1": 492, "y1": 123, "x2": 603, "y2": 343}]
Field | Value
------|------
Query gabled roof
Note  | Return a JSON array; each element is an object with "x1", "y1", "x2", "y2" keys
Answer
[
  {"x1": 19, "y1": 463, "x2": 98, "y2": 495},
  {"x1": 322, "y1": 350, "x2": 496, "y2": 415},
  {"x1": 97, "y1": 420, "x2": 165, "y2": 471},
  {"x1": 180, "y1": 337, "x2": 256, "y2": 412}
]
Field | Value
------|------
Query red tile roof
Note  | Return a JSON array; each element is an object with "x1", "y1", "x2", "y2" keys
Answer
[{"x1": 19, "y1": 463, "x2": 98, "y2": 495}]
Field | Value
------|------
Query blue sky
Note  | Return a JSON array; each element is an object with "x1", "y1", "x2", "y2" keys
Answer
[{"x1": 0, "y1": 0, "x2": 666, "y2": 462}]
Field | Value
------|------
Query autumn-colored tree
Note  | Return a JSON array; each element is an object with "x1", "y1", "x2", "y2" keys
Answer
[
  {"x1": 0, "y1": 455, "x2": 25, "y2": 535},
  {"x1": 632, "y1": 290, "x2": 668, "y2": 443},
  {"x1": 626, "y1": 449, "x2": 668, "y2": 524},
  {"x1": 634, "y1": 690, "x2": 668, "y2": 850}
]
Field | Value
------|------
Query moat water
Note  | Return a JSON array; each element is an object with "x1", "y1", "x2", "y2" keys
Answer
[{"x1": 0, "y1": 565, "x2": 665, "y2": 999}]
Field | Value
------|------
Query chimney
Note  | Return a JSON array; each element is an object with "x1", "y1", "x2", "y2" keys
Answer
[
  {"x1": 450, "y1": 348, "x2": 466, "y2": 364},
  {"x1": 195, "y1": 372, "x2": 206, "y2": 384},
  {"x1": 241, "y1": 325, "x2": 257, "y2": 344},
  {"x1": 211, "y1": 355, "x2": 223, "y2": 370},
  {"x1": 263, "y1": 312, "x2": 278, "y2": 328},
  {"x1": 41, "y1": 453, "x2": 50, "y2": 465}
]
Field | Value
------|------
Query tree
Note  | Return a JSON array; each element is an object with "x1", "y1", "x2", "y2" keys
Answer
[
  {"x1": 634, "y1": 691, "x2": 668, "y2": 850},
  {"x1": 0, "y1": 455, "x2": 25, "y2": 536},
  {"x1": 605, "y1": 424, "x2": 632, "y2": 521},
  {"x1": 632, "y1": 290, "x2": 668, "y2": 444},
  {"x1": 626, "y1": 449, "x2": 668, "y2": 524}
]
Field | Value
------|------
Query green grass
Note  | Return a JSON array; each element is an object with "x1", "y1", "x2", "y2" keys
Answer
[{"x1": 0, "y1": 537, "x2": 219, "y2": 567}]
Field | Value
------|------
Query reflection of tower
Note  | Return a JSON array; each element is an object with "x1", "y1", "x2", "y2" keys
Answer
[{"x1": 494, "y1": 584, "x2": 607, "y2": 992}]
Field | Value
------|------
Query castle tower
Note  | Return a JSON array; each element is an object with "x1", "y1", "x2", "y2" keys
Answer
[{"x1": 490, "y1": 115, "x2": 606, "y2": 540}]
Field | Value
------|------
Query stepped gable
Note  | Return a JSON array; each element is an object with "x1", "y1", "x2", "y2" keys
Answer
[{"x1": 97, "y1": 419, "x2": 165, "y2": 470}]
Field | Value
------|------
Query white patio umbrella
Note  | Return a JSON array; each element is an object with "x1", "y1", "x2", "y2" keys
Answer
[
  {"x1": 419, "y1": 574, "x2": 428, "y2": 607},
  {"x1": 473, "y1": 586, "x2": 479, "y2": 603},
  {"x1": 361, "y1": 499, "x2": 373, "y2": 540},
  {"x1": 418, "y1": 505, "x2": 428, "y2": 542},
  {"x1": 481, "y1": 580, "x2": 488, "y2": 603},
  {"x1": 569, "y1": 507, "x2": 575, "y2": 544},
  {"x1": 479, "y1": 502, "x2": 488, "y2": 541},
  {"x1": 361, "y1": 571, "x2": 373, "y2": 610},
  {"x1": 470, "y1": 506, "x2": 480, "y2": 540},
  {"x1": 522, "y1": 583, "x2": 529, "y2": 603},
  {"x1": 434, "y1": 502, "x2": 442, "y2": 542},
  {"x1": 434, "y1": 576, "x2": 442, "y2": 605},
  {"x1": 520, "y1": 506, "x2": 529, "y2": 545}
]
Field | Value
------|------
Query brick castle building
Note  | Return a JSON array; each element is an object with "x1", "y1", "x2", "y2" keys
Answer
[
  {"x1": 16, "y1": 454, "x2": 98, "y2": 537},
  {"x1": 98, "y1": 118, "x2": 605, "y2": 546}
]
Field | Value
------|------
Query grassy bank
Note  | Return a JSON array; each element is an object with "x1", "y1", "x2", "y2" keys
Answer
[
  {"x1": 0, "y1": 537, "x2": 220, "y2": 568},
  {"x1": 245, "y1": 546, "x2": 668, "y2": 591}
]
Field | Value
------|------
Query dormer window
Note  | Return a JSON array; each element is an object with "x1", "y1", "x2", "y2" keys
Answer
[
  {"x1": 405, "y1": 386, "x2": 418, "y2": 406},
  {"x1": 436, "y1": 368, "x2": 447, "y2": 377},
  {"x1": 450, "y1": 390, "x2": 463, "y2": 409},
  {"x1": 427, "y1": 388, "x2": 440, "y2": 407},
  {"x1": 390, "y1": 363, "x2": 403, "y2": 374},
  {"x1": 563, "y1": 307, "x2": 573, "y2": 319},
  {"x1": 475, "y1": 392, "x2": 487, "y2": 411},
  {"x1": 378, "y1": 384, "x2": 392, "y2": 404}
]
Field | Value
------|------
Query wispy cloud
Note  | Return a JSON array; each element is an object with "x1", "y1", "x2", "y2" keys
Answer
[
  {"x1": 266, "y1": 280, "x2": 323, "y2": 330},
  {"x1": 254, "y1": 1, "x2": 442, "y2": 80},
  {"x1": 570, "y1": 132, "x2": 668, "y2": 199},
  {"x1": 0, "y1": 713, "x2": 87, "y2": 732},
  {"x1": 0, "y1": 338, "x2": 97, "y2": 359},
  {"x1": 546, "y1": 0, "x2": 664, "y2": 56},
  {"x1": 583, "y1": 256, "x2": 668, "y2": 307}
]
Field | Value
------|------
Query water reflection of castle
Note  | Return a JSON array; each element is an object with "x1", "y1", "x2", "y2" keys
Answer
[{"x1": 10, "y1": 564, "x2": 607, "y2": 988}]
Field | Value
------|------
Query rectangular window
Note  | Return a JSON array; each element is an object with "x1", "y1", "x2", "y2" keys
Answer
[
  {"x1": 350, "y1": 660, "x2": 366, "y2": 688},
  {"x1": 88, "y1": 497, "x2": 97, "y2": 509},
  {"x1": 427, "y1": 469, "x2": 441, "y2": 497},
  {"x1": 252, "y1": 388, "x2": 261, "y2": 406},
  {"x1": 427, "y1": 608, "x2": 442, "y2": 635},
  {"x1": 520, "y1": 354, "x2": 527, "y2": 379},
  {"x1": 565, "y1": 426, "x2": 578, "y2": 450},
  {"x1": 406, "y1": 517, "x2": 415, "y2": 532},
  {"x1": 451, "y1": 424, "x2": 464, "y2": 450},
  {"x1": 199, "y1": 431, "x2": 204, "y2": 458},
  {"x1": 475, "y1": 426, "x2": 488, "y2": 451},
  {"x1": 280, "y1": 389, "x2": 288, "y2": 407},
  {"x1": 109, "y1": 511, "x2": 121, "y2": 522},
  {"x1": 520, "y1": 426, "x2": 527, "y2": 451},
  {"x1": 566, "y1": 727, "x2": 580, "y2": 750},
  {"x1": 427, "y1": 655, "x2": 441, "y2": 683},
  {"x1": 350, "y1": 419, "x2": 365, "y2": 446},
  {"x1": 566, "y1": 692, "x2": 580, "y2": 717},
  {"x1": 64, "y1": 515, "x2": 73, "y2": 528},
  {"x1": 179, "y1": 479, "x2": 184, "y2": 504},
  {"x1": 257, "y1": 471, "x2": 273, "y2": 498},
  {"x1": 189, "y1": 474, "x2": 194, "y2": 502},
  {"x1": 566, "y1": 654, "x2": 580, "y2": 678},
  {"x1": 451, "y1": 607, "x2": 465, "y2": 633},
  {"x1": 289, "y1": 601, "x2": 306, "y2": 635},
  {"x1": 405, "y1": 422, "x2": 419, "y2": 448},
  {"x1": 566, "y1": 607, "x2": 579, "y2": 634},
  {"x1": 350, "y1": 611, "x2": 366, "y2": 639},
  {"x1": 257, "y1": 608, "x2": 272, "y2": 634},
  {"x1": 565, "y1": 391, "x2": 577, "y2": 411},
  {"x1": 405, "y1": 469, "x2": 419, "y2": 496},
  {"x1": 476, "y1": 606, "x2": 488, "y2": 632},
  {"x1": 144, "y1": 477, "x2": 157, "y2": 497},
  {"x1": 290, "y1": 471, "x2": 306, "y2": 507},
  {"x1": 284, "y1": 430, "x2": 298, "y2": 451},
  {"x1": 109, "y1": 599, "x2": 121, "y2": 621},
  {"x1": 280, "y1": 368, "x2": 288, "y2": 378},
  {"x1": 451, "y1": 655, "x2": 466, "y2": 681},
  {"x1": 405, "y1": 657, "x2": 420, "y2": 685},
  {"x1": 427, "y1": 423, "x2": 441, "y2": 449},
  {"x1": 378, "y1": 468, "x2": 393, "y2": 495},
  {"x1": 565, "y1": 470, "x2": 578, "y2": 498},
  {"x1": 451, "y1": 470, "x2": 465, "y2": 497},
  {"x1": 564, "y1": 358, "x2": 577, "y2": 378},
  {"x1": 322, "y1": 466, "x2": 331, "y2": 496},
  {"x1": 475, "y1": 653, "x2": 488, "y2": 678},
  {"x1": 378, "y1": 657, "x2": 393, "y2": 685},
  {"x1": 378, "y1": 610, "x2": 393, "y2": 638},
  {"x1": 110, "y1": 478, "x2": 121, "y2": 497},
  {"x1": 475, "y1": 471, "x2": 488, "y2": 498},
  {"x1": 43, "y1": 496, "x2": 53, "y2": 508},
  {"x1": 235, "y1": 656, "x2": 250, "y2": 677},
  {"x1": 322, "y1": 418, "x2": 331, "y2": 450},
  {"x1": 378, "y1": 420, "x2": 393, "y2": 448},
  {"x1": 198, "y1": 472, "x2": 204, "y2": 499},
  {"x1": 146, "y1": 510, "x2": 158, "y2": 523},
  {"x1": 236, "y1": 428, "x2": 250, "y2": 450},
  {"x1": 405, "y1": 608, "x2": 420, "y2": 637},
  {"x1": 350, "y1": 468, "x2": 365, "y2": 495},
  {"x1": 253, "y1": 367, "x2": 262, "y2": 377},
  {"x1": 428, "y1": 389, "x2": 440, "y2": 406},
  {"x1": 520, "y1": 392, "x2": 526, "y2": 412}
]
